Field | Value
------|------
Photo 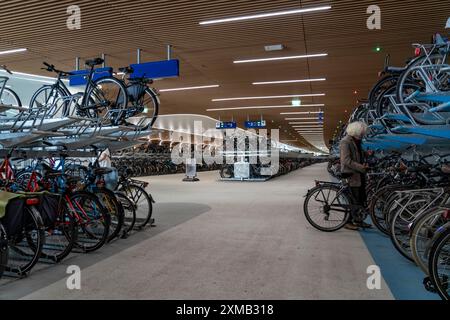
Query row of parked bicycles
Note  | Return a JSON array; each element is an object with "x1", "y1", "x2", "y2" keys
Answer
[
  {"x1": 0, "y1": 56, "x2": 164, "y2": 280},
  {"x1": 220, "y1": 158, "x2": 325, "y2": 179},
  {"x1": 0, "y1": 152, "x2": 155, "y2": 279},
  {"x1": 308, "y1": 32, "x2": 450, "y2": 300},
  {"x1": 112, "y1": 144, "x2": 221, "y2": 177}
]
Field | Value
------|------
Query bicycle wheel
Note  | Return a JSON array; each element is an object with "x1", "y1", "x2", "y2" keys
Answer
[
  {"x1": 0, "y1": 88, "x2": 22, "y2": 117},
  {"x1": 220, "y1": 165, "x2": 234, "y2": 178},
  {"x1": 303, "y1": 184, "x2": 351, "y2": 232},
  {"x1": 368, "y1": 186, "x2": 392, "y2": 235},
  {"x1": 129, "y1": 87, "x2": 159, "y2": 127},
  {"x1": 397, "y1": 54, "x2": 449, "y2": 105},
  {"x1": 85, "y1": 77, "x2": 128, "y2": 123},
  {"x1": 41, "y1": 202, "x2": 77, "y2": 263},
  {"x1": 389, "y1": 197, "x2": 431, "y2": 262},
  {"x1": 119, "y1": 184, "x2": 153, "y2": 229},
  {"x1": 68, "y1": 191, "x2": 110, "y2": 253},
  {"x1": 94, "y1": 188, "x2": 124, "y2": 242},
  {"x1": 6, "y1": 206, "x2": 45, "y2": 276},
  {"x1": 29, "y1": 85, "x2": 70, "y2": 117},
  {"x1": 429, "y1": 227, "x2": 450, "y2": 300},
  {"x1": 114, "y1": 192, "x2": 136, "y2": 236},
  {"x1": 411, "y1": 207, "x2": 448, "y2": 274},
  {"x1": 0, "y1": 222, "x2": 8, "y2": 279}
]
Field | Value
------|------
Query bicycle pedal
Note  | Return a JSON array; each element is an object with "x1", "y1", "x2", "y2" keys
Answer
[{"x1": 423, "y1": 277, "x2": 437, "y2": 293}]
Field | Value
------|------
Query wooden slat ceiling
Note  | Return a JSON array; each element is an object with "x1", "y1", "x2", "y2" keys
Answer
[{"x1": 0, "y1": 0, "x2": 449, "y2": 151}]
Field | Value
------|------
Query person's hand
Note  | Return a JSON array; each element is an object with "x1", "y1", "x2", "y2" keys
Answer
[
  {"x1": 367, "y1": 150, "x2": 374, "y2": 156},
  {"x1": 364, "y1": 163, "x2": 370, "y2": 169}
]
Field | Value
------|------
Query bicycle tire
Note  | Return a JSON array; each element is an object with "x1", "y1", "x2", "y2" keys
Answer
[
  {"x1": 410, "y1": 206, "x2": 447, "y2": 274},
  {"x1": 303, "y1": 184, "x2": 351, "y2": 232},
  {"x1": 40, "y1": 201, "x2": 77, "y2": 263},
  {"x1": 118, "y1": 184, "x2": 153, "y2": 229},
  {"x1": 68, "y1": 191, "x2": 110, "y2": 253},
  {"x1": 93, "y1": 188, "x2": 124, "y2": 242},
  {"x1": 0, "y1": 222, "x2": 8, "y2": 279},
  {"x1": 6, "y1": 205, "x2": 45, "y2": 276},
  {"x1": 114, "y1": 192, "x2": 136, "y2": 236},
  {"x1": 429, "y1": 227, "x2": 450, "y2": 300},
  {"x1": 29, "y1": 85, "x2": 70, "y2": 116},
  {"x1": 86, "y1": 76, "x2": 129, "y2": 124}
]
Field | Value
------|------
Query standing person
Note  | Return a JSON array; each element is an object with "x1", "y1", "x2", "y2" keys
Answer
[
  {"x1": 340, "y1": 121, "x2": 372, "y2": 231},
  {"x1": 98, "y1": 148, "x2": 111, "y2": 168},
  {"x1": 98, "y1": 148, "x2": 117, "y2": 190}
]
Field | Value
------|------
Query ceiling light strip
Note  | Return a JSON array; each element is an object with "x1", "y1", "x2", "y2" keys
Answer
[
  {"x1": 0, "y1": 48, "x2": 27, "y2": 55},
  {"x1": 206, "y1": 104, "x2": 324, "y2": 111},
  {"x1": 253, "y1": 78, "x2": 326, "y2": 85},
  {"x1": 159, "y1": 85, "x2": 219, "y2": 92},
  {"x1": 212, "y1": 94, "x2": 325, "y2": 102},
  {"x1": 234, "y1": 53, "x2": 328, "y2": 64},
  {"x1": 199, "y1": 6, "x2": 331, "y2": 25},
  {"x1": 281, "y1": 111, "x2": 323, "y2": 115}
]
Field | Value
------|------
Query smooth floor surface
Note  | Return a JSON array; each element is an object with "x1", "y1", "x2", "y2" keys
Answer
[{"x1": 1, "y1": 163, "x2": 397, "y2": 300}]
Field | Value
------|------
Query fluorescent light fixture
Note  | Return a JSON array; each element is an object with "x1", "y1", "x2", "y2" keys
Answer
[
  {"x1": 159, "y1": 85, "x2": 219, "y2": 92},
  {"x1": 281, "y1": 111, "x2": 322, "y2": 115},
  {"x1": 0, "y1": 48, "x2": 27, "y2": 56},
  {"x1": 206, "y1": 104, "x2": 323, "y2": 111},
  {"x1": 234, "y1": 53, "x2": 328, "y2": 64},
  {"x1": 212, "y1": 93, "x2": 324, "y2": 102},
  {"x1": 289, "y1": 122, "x2": 321, "y2": 125},
  {"x1": 292, "y1": 126, "x2": 323, "y2": 128},
  {"x1": 285, "y1": 118, "x2": 320, "y2": 121},
  {"x1": 253, "y1": 78, "x2": 326, "y2": 85},
  {"x1": 199, "y1": 6, "x2": 331, "y2": 25}
]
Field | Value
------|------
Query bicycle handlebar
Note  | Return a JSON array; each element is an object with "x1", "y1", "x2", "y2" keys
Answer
[
  {"x1": 41, "y1": 62, "x2": 74, "y2": 76},
  {"x1": 0, "y1": 65, "x2": 12, "y2": 75}
]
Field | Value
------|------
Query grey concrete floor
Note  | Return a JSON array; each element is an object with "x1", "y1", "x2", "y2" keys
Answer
[{"x1": 1, "y1": 163, "x2": 394, "y2": 300}]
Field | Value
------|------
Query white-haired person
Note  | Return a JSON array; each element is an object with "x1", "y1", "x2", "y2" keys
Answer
[{"x1": 340, "y1": 121, "x2": 372, "y2": 231}]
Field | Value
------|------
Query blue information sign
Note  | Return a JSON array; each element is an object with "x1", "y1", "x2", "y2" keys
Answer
[
  {"x1": 216, "y1": 121, "x2": 237, "y2": 129},
  {"x1": 245, "y1": 120, "x2": 266, "y2": 129}
]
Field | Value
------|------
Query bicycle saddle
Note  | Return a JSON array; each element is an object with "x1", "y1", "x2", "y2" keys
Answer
[
  {"x1": 93, "y1": 167, "x2": 113, "y2": 176},
  {"x1": 85, "y1": 58, "x2": 104, "y2": 67},
  {"x1": 41, "y1": 165, "x2": 64, "y2": 178},
  {"x1": 385, "y1": 66, "x2": 406, "y2": 74},
  {"x1": 118, "y1": 66, "x2": 134, "y2": 74}
]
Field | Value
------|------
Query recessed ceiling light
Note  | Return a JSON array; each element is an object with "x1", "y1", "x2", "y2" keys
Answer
[
  {"x1": 199, "y1": 6, "x2": 331, "y2": 25},
  {"x1": 0, "y1": 48, "x2": 27, "y2": 55},
  {"x1": 206, "y1": 104, "x2": 324, "y2": 111},
  {"x1": 253, "y1": 78, "x2": 326, "y2": 85},
  {"x1": 159, "y1": 85, "x2": 219, "y2": 92},
  {"x1": 212, "y1": 94, "x2": 325, "y2": 102},
  {"x1": 234, "y1": 53, "x2": 328, "y2": 64}
]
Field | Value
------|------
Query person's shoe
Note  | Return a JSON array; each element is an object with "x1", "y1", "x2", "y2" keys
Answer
[
  {"x1": 355, "y1": 221, "x2": 373, "y2": 229},
  {"x1": 344, "y1": 223, "x2": 360, "y2": 231}
]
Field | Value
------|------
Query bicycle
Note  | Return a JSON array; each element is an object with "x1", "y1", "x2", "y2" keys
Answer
[
  {"x1": 29, "y1": 58, "x2": 128, "y2": 124},
  {"x1": 116, "y1": 167, "x2": 154, "y2": 229},
  {"x1": 0, "y1": 65, "x2": 22, "y2": 116},
  {"x1": 116, "y1": 66, "x2": 160, "y2": 127},
  {"x1": 303, "y1": 173, "x2": 368, "y2": 232}
]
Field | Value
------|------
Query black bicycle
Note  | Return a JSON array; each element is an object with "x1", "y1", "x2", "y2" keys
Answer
[
  {"x1": 116, "y1": 66, "x2": 160, "y2": 127},
  {"x1": 303, "y1": 173, "x2": 368, "y2": 232},
  {"x1": 29, "y1": 58, "x2": 128, "y2": 123}
]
